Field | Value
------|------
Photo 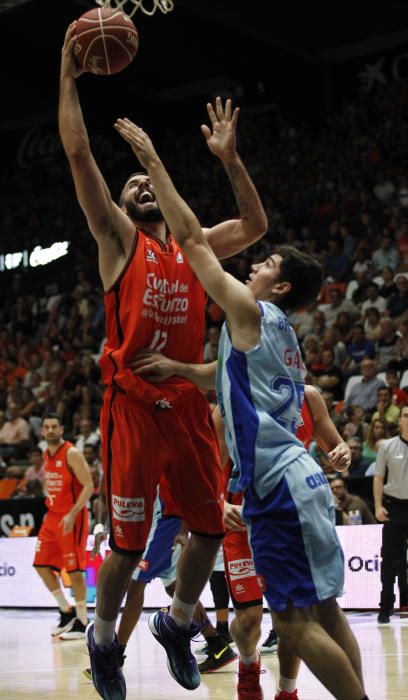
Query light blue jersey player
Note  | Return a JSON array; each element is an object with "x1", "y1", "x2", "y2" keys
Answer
[
  {"x1": 217, "y1": 300, "x2": 344, "y2": 611},
  {"x1": 141, "y1": 139, "x2": 369, "y2": 700}
]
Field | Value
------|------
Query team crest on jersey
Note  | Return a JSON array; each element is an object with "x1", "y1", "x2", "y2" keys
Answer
[
  {"x1": 55, "y1": 460, "x2": 62, "y2": 467},
  {"x1": 138, "y1": 559, "x2": 149, "y2": 571},
  {"x1": 146, "y1": 249, "x2": 158, "y2": 264},
  {"x1": 176, "y1": 251, "x2": 183, "y2": 263}
]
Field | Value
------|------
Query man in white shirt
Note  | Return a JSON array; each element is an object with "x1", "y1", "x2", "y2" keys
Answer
[{"x1": 374, "y1": 404, "x2": 408, "y2": 623}]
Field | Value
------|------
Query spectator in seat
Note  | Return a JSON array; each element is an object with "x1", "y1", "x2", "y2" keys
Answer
[
  {"x1": 321, "y1": 288, "x2": 359, "y2": 327},
  {"x1": 343, "y1": 323, "x2": 375, "y2": 375},
  {"x1": 396, "y1": 319, "x2": 408, "y2": 371},
  {"x1": 74, "y1": 418, "x2": 99, "y2": 452},
  {"x1": 346, "y1": 358, "x2": 385, "y2": 414},
  {"x1": 361, "y1": 282, "x2": 387, "y2": 316},
  {"x1": 323, "y1": 238, "x2": 351, "y2": 282},
  {"x1": 312, "y1": 348, "x2": 344, "y2": 401},
  {"x1": 385, "y1": 369, "x2": 408, "y2": 406},
  {"x1": 378, "y1": 266, "x2": 397, "y2": 300},
  {"x1": 345, "y1": 438, "x2": 371, "y2": 478},
  {"x1": 7, "y1": 445, "x2": 45, "y2": 485},
  {"x1": 363, "y1": 418, "x2": 388, "y2": 463},
  {"x1": 371, "y1": 386, "x2": 401, "y2": 433},
  {"x1": 364, "y1": 307, "x2": 382, "y2": 342},
  {"x1": 333, "y1": 311, "x2": 354, "y2": 345},
  {"x1": 387, "y1": 275, "x2": 408, "y2": 321},
  {"x1": 0, "y1": 402, "x2": 31, "y2": 462},
  {"x1": 372, "y1": 232, "x2": 400, "y2": 273},
  {"x1": 343, "y1": 404, "x2": 369, "y2": 442},
  {"x1": 203, "y1": 326, "x2": 220, "y2": 363},
  {"x1": 377, "y1": 318, "x2": 398, "y2": 370},
  {"x1": 330, "y1": 476, "x2": 376, "y2": 524}
]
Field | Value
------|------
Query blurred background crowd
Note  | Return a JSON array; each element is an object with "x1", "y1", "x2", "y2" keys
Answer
[{"x1": 1, "y1": 71, "x2": 408, "y2": 527}]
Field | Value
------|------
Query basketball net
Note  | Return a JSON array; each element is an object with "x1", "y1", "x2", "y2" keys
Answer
[{"x1": 95, "y1": 0, "x2": 174, "y2": 17}]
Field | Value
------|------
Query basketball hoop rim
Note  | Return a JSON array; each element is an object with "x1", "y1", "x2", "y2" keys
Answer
[{"x1": 95, "y1": 0, "x2": 174, "y2": 18}]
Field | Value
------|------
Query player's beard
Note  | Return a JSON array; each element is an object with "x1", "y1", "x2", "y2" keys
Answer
[{"x1": 126, "y1": 200, "x2": 164, "y2": 223}]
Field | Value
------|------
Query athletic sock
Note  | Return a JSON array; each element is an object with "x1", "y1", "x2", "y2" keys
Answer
[
  {"x1": 206, "y1": 633, "x2": 227, "y2": 653},
  {"x1": 169, "y1": 595, "x2": 195, "y2": 629},
  {"x1": 75, "y1": 600, "x2": 88, "y2": 625},
  {"x1": 278, "y1": 675, "x2": 297, "y2": 693},
  {"x1": 50, "y1": 588, "x2": 71, "y2": 613},
  {"x1": 216, "y1": 621, "x2": 229, "y2": 634},
  {"x1": 93, "y1": 614, "x2": 116, "y2": 646}
]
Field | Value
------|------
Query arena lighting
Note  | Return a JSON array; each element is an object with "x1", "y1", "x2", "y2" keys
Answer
[
  {"x1": 0, "y1": 241, "x2": 70, "y2": 272},
  {"x1": 0, "y1": 0, "x2": 32, "y2": 14}
]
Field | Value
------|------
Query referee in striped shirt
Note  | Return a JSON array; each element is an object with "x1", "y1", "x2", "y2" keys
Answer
[{"x1": 374, "y1": 403, "x2": 408, "y2": 624}]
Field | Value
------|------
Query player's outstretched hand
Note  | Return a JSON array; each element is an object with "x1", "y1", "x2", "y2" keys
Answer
[
  {"x1": 128, "y1": 351, "x2": 177, "y2": 382},
  {"x1": 115, "y1": 118, "x2": 158, "y2": 168},
  {"x1": 223, "y1": 501, "x2": 246, "y2": 532},
  {"x1": 327, "y1": 441, "x2": 351, "y2": 472},
  {"x1": 61, "y1": 23, "x2": 85, "y2": 80},
  {"x1": 201, "y1": 96, "x2": 239, "y2": 163}
]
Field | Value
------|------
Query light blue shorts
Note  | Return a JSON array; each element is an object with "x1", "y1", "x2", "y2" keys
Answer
[
  {"x1": 132, "y1": 514, "x2": 182, "y2": 587},
  {"x1": 244, "y1": 454, "x2": 344, "y2": 611}
]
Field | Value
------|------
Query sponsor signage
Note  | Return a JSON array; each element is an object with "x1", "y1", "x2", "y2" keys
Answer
[{"x1": 0, "y1": 525, "x2": 399, "y2": 609}]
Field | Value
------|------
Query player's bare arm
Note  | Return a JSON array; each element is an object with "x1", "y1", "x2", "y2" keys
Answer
[
  {"x1": 128, "y1": 352, "x2": 216, "y2": 389},
  {"x1": 59, "y1": 447, "x2": 94, "y2": 535},
  {"x1": 59, "y1": 23, "x2": 134, "y2": 289},
  {"x1": 114, "y1": 119, "x2": 261, "y2": 351},
  {"x1": 306, "y1": 385, "x2": 351, "y2": 472},
  {"x1": 201, "y1": 97, "x2": 268, "y2": 258}
]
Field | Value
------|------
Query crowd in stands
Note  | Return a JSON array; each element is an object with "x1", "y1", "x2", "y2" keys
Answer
[{"x1": 1, "y1": 79, "x2": 408, "y2": 528}]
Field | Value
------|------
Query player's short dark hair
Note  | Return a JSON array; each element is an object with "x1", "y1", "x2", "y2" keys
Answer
[
  {"x1": 275, "y1": 245, "x2": 323, "y2": 311},
  {"x1": 41, "y1": 413, "x2": 61, "y2": 425},
  {"x1": 119, "y1": 171, "x2": 147, "y2": 207}
]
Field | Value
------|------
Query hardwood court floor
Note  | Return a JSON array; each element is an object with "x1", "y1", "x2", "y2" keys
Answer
[{"x1": 0, "y1": 610, "x2": 407, "y2": 699}]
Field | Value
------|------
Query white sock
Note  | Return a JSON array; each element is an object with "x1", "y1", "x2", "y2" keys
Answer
[
  {"x1": 279, "y1": 675, "x2": 297, "y2": 693},
  {"x1": 75, "y1": 600, "x2": 88, "y2": 625},
  {"x1": 50, "y1": 588, "x2": 71, "y2": 613},
  {"x1": 169, "y1": 595, "x2": 195, "y2": 629},
  {"x1": 94, "y1": 614, "x2": 116, "y2": 647},
  {"x1": 240, "y1": 650, "x2": 259, "y2": 666}
]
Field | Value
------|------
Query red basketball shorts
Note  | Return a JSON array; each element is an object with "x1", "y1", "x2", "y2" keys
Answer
[
  {"x1": 33, "y1": 509, "x2": 88, "y2": 572},
  {"x1": 100, "y1": 386, "x2": 225, "y2": 554},
  {"x1": 223, "y1": 491, "x2": 263, "y2": 608}
]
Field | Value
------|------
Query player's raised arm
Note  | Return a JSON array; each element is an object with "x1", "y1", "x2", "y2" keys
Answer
[
  {"x1": 201, "y1": 97, "x2": 268, "y2": 258},
  {"x1": 114, "y1": 118, "x2": 261, "y2": 351},
  {"x1": 59, "y1": 24, "x2": 134, "y2": 265}
]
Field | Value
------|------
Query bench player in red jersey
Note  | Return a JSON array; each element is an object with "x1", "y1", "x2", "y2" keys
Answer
[
  {"x1": 129, "y1": 352, "x2": 351, "y2": 699},
  {"x1": 59, "y1": 24, "x2": 268, "y2": 699},
  {"x1": 33, "y1": 414, "x2": 94, "y2": 640}
]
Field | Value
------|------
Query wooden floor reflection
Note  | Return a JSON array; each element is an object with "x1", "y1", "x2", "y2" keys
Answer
[{"x1": 0, "y1": 610, "x2": 407, "y2": 699}]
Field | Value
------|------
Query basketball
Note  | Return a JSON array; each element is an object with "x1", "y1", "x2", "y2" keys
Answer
[{"x1": 73, "y1": 7, "x2": 139, "y2": 76}]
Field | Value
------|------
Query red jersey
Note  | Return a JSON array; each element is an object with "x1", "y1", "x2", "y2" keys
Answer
[
  {"x1": 296, "y1": 394, "x2": 314, "y2": 450},
  {"x1": 100, "y1": 230, "x2": 206, "y2": 402},
  {"x1": 44, "y1": 441, "x2": 82, "y2": 514}
]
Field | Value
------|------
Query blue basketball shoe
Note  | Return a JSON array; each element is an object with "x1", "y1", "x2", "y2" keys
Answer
[
  {"x1": 148, "y1": 610, "x2": 201, "y2": 690},
  {"x1": 86, "y1": 622, "x2": 126, "y2": 700}
]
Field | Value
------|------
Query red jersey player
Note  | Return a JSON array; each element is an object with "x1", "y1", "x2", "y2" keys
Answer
[
  {"x1": 33, "y1": 414, "x2": 93, "y2": 640},
  {"x1": 59, "y1": 23, "x2": 267, "y2": 698}
]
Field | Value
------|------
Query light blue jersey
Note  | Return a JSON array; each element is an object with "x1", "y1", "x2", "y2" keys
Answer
[
  {"x1": 216, "y1": 302, "x2": 307, "y2": 499},
  {"x1": 216, "y1": 301, "x2": 344, "y2": 610}
]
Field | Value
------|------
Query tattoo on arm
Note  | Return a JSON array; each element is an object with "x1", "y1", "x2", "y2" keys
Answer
[{"x1": 226, "y1": 163, "x2": 249, "y2": 220}]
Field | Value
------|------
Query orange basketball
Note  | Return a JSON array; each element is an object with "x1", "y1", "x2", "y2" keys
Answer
[{"x1": 73, "y1": 7, "x2": 139, "y2": 76}]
